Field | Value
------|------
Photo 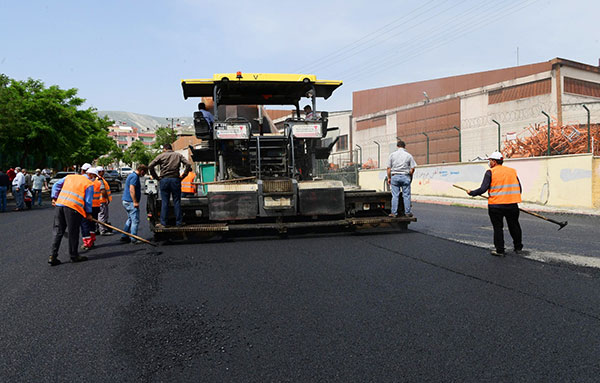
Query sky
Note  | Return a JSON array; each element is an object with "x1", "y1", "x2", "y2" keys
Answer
[{"x1": 1, "y1": 0, "x2": 599, "y2": 118}]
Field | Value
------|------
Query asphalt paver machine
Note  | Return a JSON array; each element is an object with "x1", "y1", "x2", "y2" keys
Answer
[{"x1": 145, "y1": 73, "x2": 415, "y2": 240}]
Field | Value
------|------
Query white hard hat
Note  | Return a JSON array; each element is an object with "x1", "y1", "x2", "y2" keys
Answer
[
  {"x1": 96, "y1": 166, "x2": 104, "y2": 172},
  {"x1": 81, "y1": 163, "x2": 92, "y2": 171},
  {"x1": 488, "y1": 151, "x2": 503, "y2": 161},
  {"x1": 86, "y1": 167, "x2": 99, "y2": 176}
]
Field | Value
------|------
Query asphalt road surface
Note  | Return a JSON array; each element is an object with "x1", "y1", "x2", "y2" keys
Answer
[{"x1": 1, "y1": 195, "x2": 599, "y2": 382}]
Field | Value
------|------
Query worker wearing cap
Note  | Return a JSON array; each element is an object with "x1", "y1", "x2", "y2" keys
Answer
[
  {"x1": 81, "y1": 163, "x2": 91, "y2": 175},
  {"x1": 96, "y1": 166, "x2": 113, "y2": 236},
  {"x1": 181, "y1": 171, "x2": 197, "y2": 197},
  {"x1": 49, "y1": 171, "x2": 95, "y2": 265},
  {"x1": 465, "y1": 151, "x2": 523, "y2": 257},
  {"x1": 80, "y1": 167, "x2": 102, "y2": 250}
]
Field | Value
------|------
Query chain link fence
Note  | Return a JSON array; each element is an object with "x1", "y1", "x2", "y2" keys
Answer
[{"x1": 314, "y1": 150, "x2": 360, "y2": 187}]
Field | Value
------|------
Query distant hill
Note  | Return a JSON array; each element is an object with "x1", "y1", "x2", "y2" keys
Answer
[{"x1": 96, "y1": 111, "x2": 193, "y2": 132}]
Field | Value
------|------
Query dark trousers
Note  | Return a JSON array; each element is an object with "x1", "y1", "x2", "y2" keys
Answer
[
  {"x1": 160, "y1": 177, "x2": 182, "y2": 226},
  {"x1": 51, "y1": 206, "x2": 82, "y2": 259},
  {"x1": 488, "y1": 205, "x2": 523, "y2": 253},
  {"x1": 81, "y1": 207, "x2": 100, "y2": 237}
]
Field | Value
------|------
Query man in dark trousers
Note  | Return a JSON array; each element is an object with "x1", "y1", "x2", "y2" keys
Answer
[
  {"x1": 49, "y1": 172, "x2": 96, "y2": 265},
  {"x1": 465, "y1": 151, "x2": 523, "y2": 257},
  {"x1": 148, "y1": 143, "x2": 191, "y2": 227},
  {"x1": 0, "y1": 169, "x2": 10, "y2": 212}
]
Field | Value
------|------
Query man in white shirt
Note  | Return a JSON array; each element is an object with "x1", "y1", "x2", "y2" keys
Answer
[
  {"x1": 386, "y1": 140, "x2": 417, "y2": 217},
  {"x1": 11, "y1": 167, "x2": 26, "y2": 211}
]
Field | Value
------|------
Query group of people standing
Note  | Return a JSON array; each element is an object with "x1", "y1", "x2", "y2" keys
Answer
[
  {"x1": 0, "y1": 167, "x2": 50, "y2": 212},
  {"x1": 49, "y1": 143, "x2": 196, "y2": 266}
]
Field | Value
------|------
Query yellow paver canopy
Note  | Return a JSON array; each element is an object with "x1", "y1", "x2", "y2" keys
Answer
[{"x1": 181, "y1": 73, "x2": 342, "y2": 105}]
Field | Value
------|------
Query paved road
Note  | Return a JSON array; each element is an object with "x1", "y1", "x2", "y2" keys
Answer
[{"x1": 1, "y1": 195, "x2": 599, "y2": 382}]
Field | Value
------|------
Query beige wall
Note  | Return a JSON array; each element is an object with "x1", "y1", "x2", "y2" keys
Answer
[
  {"x1": 359, "y1": 154, "x2": 599, "y2": 209},
  {"x1": 593, "y1": 157, "x2": 600, "y2": 208}
]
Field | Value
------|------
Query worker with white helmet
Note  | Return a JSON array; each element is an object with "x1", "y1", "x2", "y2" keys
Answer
[
  {"x1": 80, "y1": 167, "x2": 102, "y2": 250},
  {"x1": 465, "y1": 151, "x2": 524, "y2": 257},
  {"x1": 96, "y1": 166, "x2": 113, "y2": 236}
]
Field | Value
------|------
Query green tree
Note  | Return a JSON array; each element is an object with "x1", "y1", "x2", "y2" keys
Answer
[
  {"x1": 123, "y1": 140, "x2": 155, "y2": 166},
  {"x1": 0, "y1": 75, "x2": 114, "y2": 169},
  {"x1": 153, "y1": 126, "x2": 177, "y2": 149}
]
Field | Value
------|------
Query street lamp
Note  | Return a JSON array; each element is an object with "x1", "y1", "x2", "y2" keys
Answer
[
  {"x1": 421, "y1": 132, "x2": 429, "y2": 164},
  {"x1": 373, "y1": 141, "x2": 381, "y2": 168}
]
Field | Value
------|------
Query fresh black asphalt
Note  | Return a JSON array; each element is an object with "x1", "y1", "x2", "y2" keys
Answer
[{"x1": 1, "y1": 195, "x2": 599, "y2": 382}]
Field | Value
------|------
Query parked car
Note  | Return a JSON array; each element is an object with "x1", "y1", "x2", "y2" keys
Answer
[
  {"x1": 48, "y1": 171, "x2": 76, "y2": 189},
  {"x1": 120, "y1": 167, "x2": 133, "y2": 177},
  {"x1": 103, "y1": 170, "x2": 123, "y2": 192}
]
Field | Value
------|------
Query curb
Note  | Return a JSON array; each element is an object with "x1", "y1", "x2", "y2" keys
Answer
[{"x1": 412, "y1": 195, "x2": 600, "y2": 216}]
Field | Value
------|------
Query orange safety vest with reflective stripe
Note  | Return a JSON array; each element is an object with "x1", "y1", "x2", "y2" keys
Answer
[
  {"x1": 181, "y1": 172, "x2": 197, "y2": 193},
  {"x1": 55, "y1": 174, "x2": 93, "y2": 217},
  {"x1": 92, "y1": 179, "x2": 103, "y2": 207},
  {"x1": 100, "y1": 177, "x2": 112, "y2": 204},
  {"x1": 488, "y1": 165, "x2": 522, "y2": 205}
]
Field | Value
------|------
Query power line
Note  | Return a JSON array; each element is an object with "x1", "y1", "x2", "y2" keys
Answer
[
  {"x1": 305, "y1": 0, "x2": 468, "y2": 74},
  {"x1": 336, "y1": 0, "x2": 504, "y2": 79},
  {"x1": 342, "y1": 0, "x2": 540, "y2": 83},
  {"x1": 293, "y1": 0, "x2": 443, "y2": 73}
]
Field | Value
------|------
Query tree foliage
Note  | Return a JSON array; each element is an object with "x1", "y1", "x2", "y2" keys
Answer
[
  {"x1": 153, "y1": 126, "x2": 177, "y2": 149},
  {"x1": 0, "y1": 74, "x2": 115, "y2": 169},
  {"x1": 122, "y1": 140, "x2": 155, "y2": 166}
]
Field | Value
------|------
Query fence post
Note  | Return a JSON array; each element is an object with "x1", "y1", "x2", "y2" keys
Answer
[
  {"x1": 541, "y1": 111, "x2": 551, "y2": 156},
  {"x1": 421, "y1": 132, "x2": 429, "y2": 164},
  {"x1": 582, "y1": 105, "x2": 590, "y2": 153},
  {"x1": 452, "y1": 126, "x2": 461, "y2": 162}
]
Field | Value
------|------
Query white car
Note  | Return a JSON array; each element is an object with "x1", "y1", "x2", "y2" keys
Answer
[{"x1": 120, "y1": 167, "x2": 133, "y2": 177}]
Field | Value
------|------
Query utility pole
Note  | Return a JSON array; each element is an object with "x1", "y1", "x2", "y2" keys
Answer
[{"x1": 166, "y1": 117, "x2": 176, "y2": 130}]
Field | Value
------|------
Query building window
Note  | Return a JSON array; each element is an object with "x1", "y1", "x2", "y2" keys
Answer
[{"x1": 337, "y1": 135, "x2": 348, "y2": 151}]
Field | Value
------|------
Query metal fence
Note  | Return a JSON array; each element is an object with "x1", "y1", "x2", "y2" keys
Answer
[{"x1": 314, "y1": 150, "x2": 360, "y2": 187}]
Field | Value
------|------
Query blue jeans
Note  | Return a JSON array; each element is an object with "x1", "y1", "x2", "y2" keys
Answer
[
  {"x1": 12, "y1": 186, "x2": 24, "y2": 210},
  {"x1": 122, "y1": 200, "x2": 140, "y2": 241},
  {"x1": 391, "y1": 174, "x2": 412, "y2": 215},
  {"x1": 159, "y1": 177, "x2": 182, "y2": 226},
  {"x1": 32, "y1": 188, "x2": 43, "y2": 206},
  {"x1": 0, "y1": 186, "x2": 6, "y2": 212}
]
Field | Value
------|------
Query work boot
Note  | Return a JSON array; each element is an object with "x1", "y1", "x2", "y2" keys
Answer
[
  {"x1": 71, "y1": 255, "x2": 88, "y2": 263},
  {"x1": 48, "y1": 256, "x2": 61, "y2": 266},
  {"x1": 80, "y1": 245, "x2": 91, "y2": 252},
  {"x1": 119, "y1": 236, "x2": 131, "y2": 243},
  {"x1": 490, "y1": 250, "x2": 505, "y2": 257}
]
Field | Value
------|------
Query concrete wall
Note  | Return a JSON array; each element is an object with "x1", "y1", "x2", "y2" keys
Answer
[
  {"x1": 594, "y1": 157, "x2": 600, "y2": 208},
  {"x1": 359, "y1": 154, "x2": 598, "y2": 209}
]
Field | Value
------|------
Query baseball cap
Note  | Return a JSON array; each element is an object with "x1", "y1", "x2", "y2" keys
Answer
[
  {"x1": 96, "y1": 166, "x2": 104, "y2": 172},
  {"x1": 81, "y1": 163, "x2": 92, "y2": 171},
  {"x1": 488, "y1": 151, "x2": 503, "y2": 160},
  {"x1": 86, "y1": 167, "x2": 99, "y2": 176}
]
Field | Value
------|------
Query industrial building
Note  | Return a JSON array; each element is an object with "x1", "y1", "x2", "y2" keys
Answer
[{"x1": 352, "y1": 58, "x2": 600, "y2": 166}]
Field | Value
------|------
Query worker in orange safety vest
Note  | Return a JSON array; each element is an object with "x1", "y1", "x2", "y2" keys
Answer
[
  {"x1": 181, "y1": 171, "x2": 197, "y2": 198},
  {"x1": 49, "y1": 172, "x2": 95, "y2": 265},
  {"x1": 96, "y1": 166, "x2": 113, "y2": 236},
  {"x1": 80, "y1": 167, "x2": 104, "y2": 250},
  {"x1": 465, "y1": 151, "x2": 523, "y2": 257}
]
